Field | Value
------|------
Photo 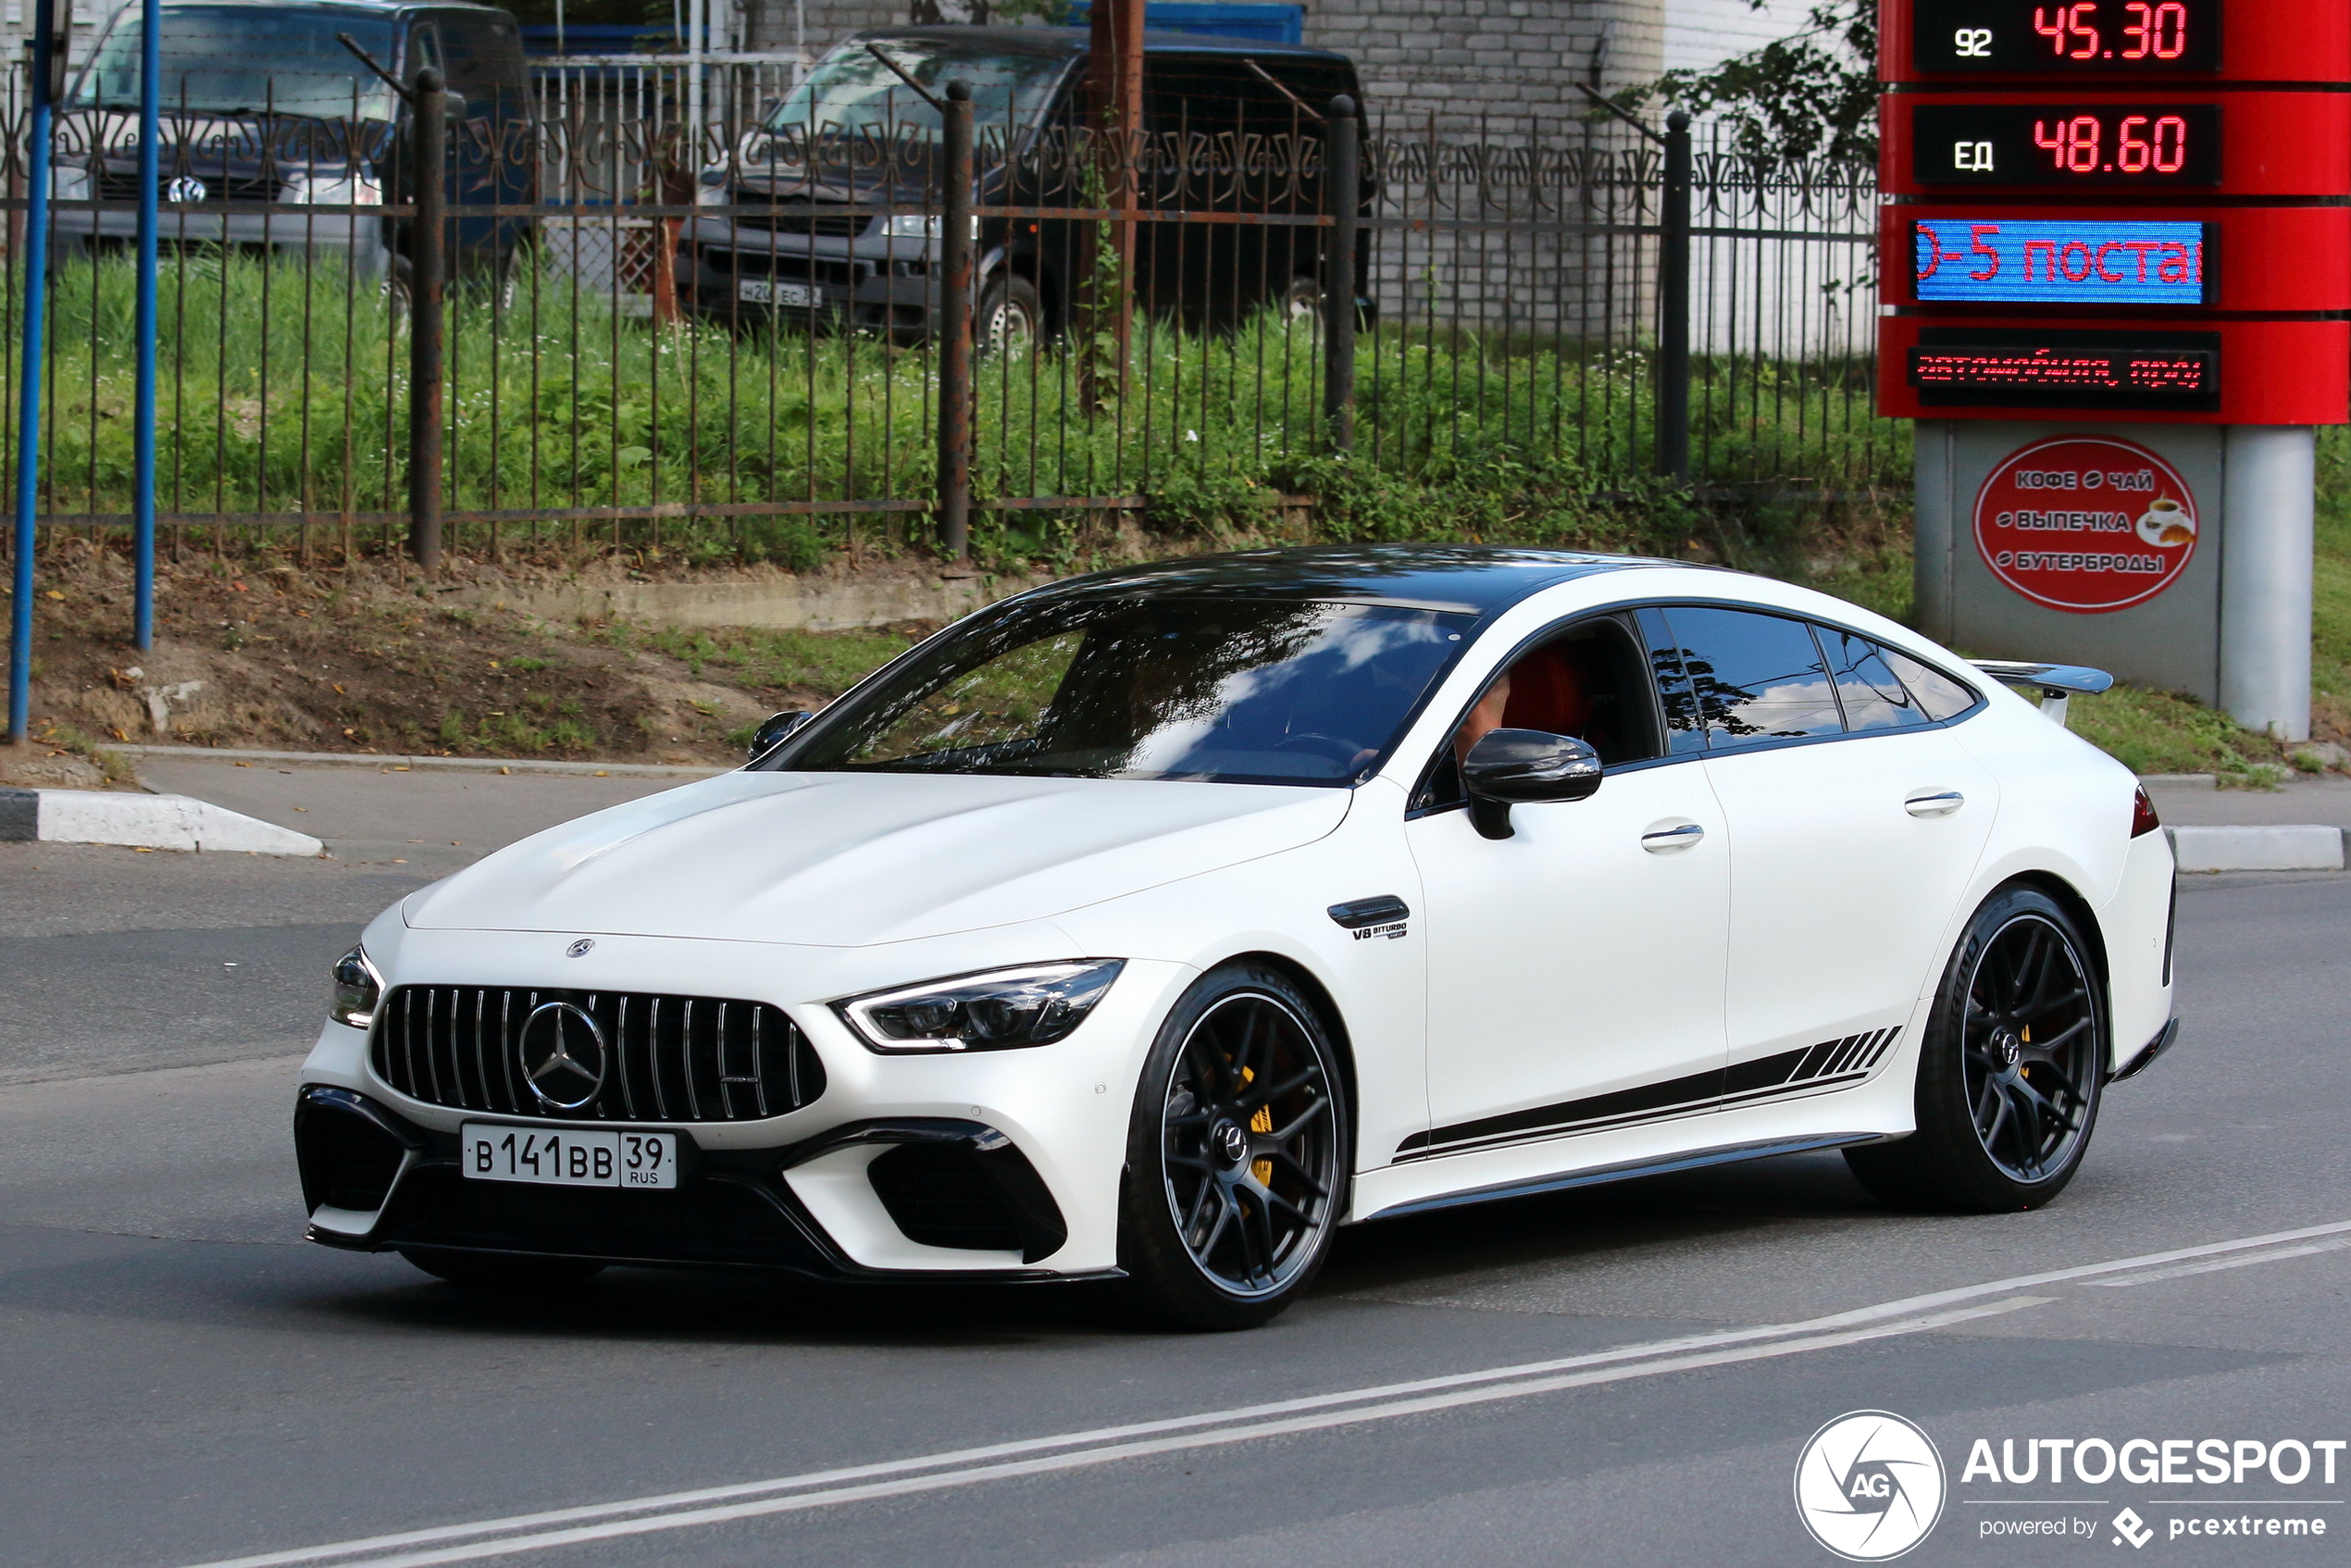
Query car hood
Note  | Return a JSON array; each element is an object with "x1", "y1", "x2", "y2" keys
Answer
[{"x1": 401, "y1": 769, "x2": 1351, "y2": 948}]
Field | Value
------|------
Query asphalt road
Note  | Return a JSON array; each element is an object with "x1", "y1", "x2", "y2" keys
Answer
[{"x1": 2, "y1": 845, "x2": 2345, "y2": 1568}]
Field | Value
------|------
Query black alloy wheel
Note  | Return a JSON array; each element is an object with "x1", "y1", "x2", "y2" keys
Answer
[
  {"x1": 1117, "y1": 963, "x2": 1349, "y2": 1330},
  {"x1": 1847, "y1": 883, "x2": 2106, "y2": 1212},
  {"x1": 1959, "y1": 910, "x2": 2103, "y2": 1181}
]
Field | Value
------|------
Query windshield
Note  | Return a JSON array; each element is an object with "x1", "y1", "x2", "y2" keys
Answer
[
  {"x1": 75, "y1": 8, "x2": 401, "y2": 121},
  {"x1": 780, "y1": 597, "x2": 1474, "y2": 786},
  {"x1": 762, "y1": 42, "x2": 1062, "y2": 142}
]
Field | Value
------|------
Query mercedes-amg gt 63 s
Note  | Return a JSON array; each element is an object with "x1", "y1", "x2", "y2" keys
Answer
[{"x1": 294, "y1": 547, "x2": 2178, "y2": 1328}]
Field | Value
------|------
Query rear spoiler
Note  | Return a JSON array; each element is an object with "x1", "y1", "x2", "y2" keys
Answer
[{"x1": 1970, "y1": 660, "x2": 2114, "y2": 728}]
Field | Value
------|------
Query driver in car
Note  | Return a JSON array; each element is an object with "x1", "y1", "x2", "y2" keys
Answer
[{"x1": 1453, "y1": 670, "x2": 1512, "y2": 764}]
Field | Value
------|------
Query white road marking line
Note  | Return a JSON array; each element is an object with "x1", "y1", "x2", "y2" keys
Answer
[
  {"x1": 177, "y1": 1214, "x2": 2351, "y2": 1568},
  {"x1": 183, "y1": 1297, "x2": 2055, "y2": 1568},
  {"x1": 2086, "y1": 1238, "x2": 2351, "y2": 1288}
]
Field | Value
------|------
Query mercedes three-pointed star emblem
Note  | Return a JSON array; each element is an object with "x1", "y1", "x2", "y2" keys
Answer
[{"x1": 518, "y1": 1001, "x2": 607, "y2": 1113}]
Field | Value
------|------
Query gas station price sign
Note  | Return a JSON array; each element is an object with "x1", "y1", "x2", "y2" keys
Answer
[
  {"x1": 1913, "y1": 218, "x2": 2208, "y2": 304},
  {"x1": 1911, "y1": 103, "x2": 2218, "y2": 184},
  {"x1": 1912, "y1": 0, "x2": 2220, "y2": 75}
]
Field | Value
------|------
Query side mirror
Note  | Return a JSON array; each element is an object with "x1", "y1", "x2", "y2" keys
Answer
[
  {"x1": 1461, "y1": 728, "x2": 1601, "y2": 840},
  {"x1": 747, "y1": 709, "x2": 810, "y2": 763}
]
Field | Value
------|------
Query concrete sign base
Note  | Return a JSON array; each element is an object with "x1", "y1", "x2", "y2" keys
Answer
[{"x1": 1913, "y1": 419, "x2": 2312, "y2": 740}]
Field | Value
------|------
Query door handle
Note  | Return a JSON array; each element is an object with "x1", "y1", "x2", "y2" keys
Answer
[
  {"x1": 1641, "y1": 822, "x2": 1705, "y2": 852},
  {"x1": 1905, "y1": 789, "x2": 1965, "y2": 817}
]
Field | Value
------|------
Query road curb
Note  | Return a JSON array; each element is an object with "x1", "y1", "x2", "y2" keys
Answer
[
  {"x1": 2168, "y1": 824, "x2": 2347, "y2": 873},
  {"x1": 106, "y1": 743, "x2": 728, "y2": 780},
  {"x1": 0, "y1": 788, "x2": 325, "y2": 855}
]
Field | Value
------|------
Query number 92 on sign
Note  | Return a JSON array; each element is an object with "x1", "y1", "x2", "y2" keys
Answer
[{"x1": 462, "y1": 1124, "x2": 679, "y2": 1189}]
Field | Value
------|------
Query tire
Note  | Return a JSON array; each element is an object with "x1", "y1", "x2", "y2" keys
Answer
[
  {"x1": 399, "y1": 1247, "x2": 607, "y2": 1291},
  {"x1": 1281, "y1": 275, "x2": 1323, "y2": 324},
  {"x1": 977, "y1": 272, "x2": 1041, "y2": 358},
  {"x1": 1846, "y1": 883, "x2": 2107, "y2": 1213},
  {"x1": 1114, "y1": 962, "x2": 1350, "y2": 1331}
]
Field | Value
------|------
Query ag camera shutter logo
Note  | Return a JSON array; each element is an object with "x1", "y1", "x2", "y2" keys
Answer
[{"x1": 1794, "y1": 1411, "x2": 1947, "y2": 1561}]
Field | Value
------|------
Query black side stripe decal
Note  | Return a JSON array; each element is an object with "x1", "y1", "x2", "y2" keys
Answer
[{"x1": 1396, "y1": 1027, "x2": 1900, "y2": 1162}]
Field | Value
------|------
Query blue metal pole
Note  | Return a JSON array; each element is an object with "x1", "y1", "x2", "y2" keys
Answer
[
  {"x1": 133, "y1": 0, "x2": 159, "y2": 649},
  {"x1": 8, "y1": 1, "x2": 57, "y2": 742}
]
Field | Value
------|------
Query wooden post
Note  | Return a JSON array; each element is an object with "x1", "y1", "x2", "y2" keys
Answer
[
  {"x1": 938, "y1": 81, "x2": 975, "y2": 563},
  {"x1": 1323, "y1": 96, "x2": 1360, "y2": 453},
  {"x1": 1082, "y1": 0, "x2": 1143, "y2": 399},
  {"x1": 411, "y1": 67, "x2": 446, "y2": 572}
]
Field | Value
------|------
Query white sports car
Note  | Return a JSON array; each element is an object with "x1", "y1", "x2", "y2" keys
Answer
[{"x1": 294, "y1": 547, "x2": 2179, "y2": 1328}]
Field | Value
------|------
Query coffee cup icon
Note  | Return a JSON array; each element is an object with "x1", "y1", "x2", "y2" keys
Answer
[{"x1": 2136, "y1": 496, "x2": 2196, "y2": 548}]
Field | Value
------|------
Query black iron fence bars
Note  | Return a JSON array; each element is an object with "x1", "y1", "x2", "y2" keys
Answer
[{"x1": 0, "y1": 59, "x2": 1892, "y2": 566}]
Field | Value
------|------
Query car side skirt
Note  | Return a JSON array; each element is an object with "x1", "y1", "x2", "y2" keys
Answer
[{"x1": 1360, "y1": 1133, "x2": 1884, "y2": 1222}]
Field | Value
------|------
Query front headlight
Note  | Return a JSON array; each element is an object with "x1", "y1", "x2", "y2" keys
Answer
[
  {"x1": 330, "y1": 946, "x2": 383, "y2": 1029},
  {"x1": 50, "y1": 164, "x2": 89, "y2": 202},
  {"x1": 836, "y1": 960, "x2": 1124, "y2": 1053},
  {"x1": 877, "y1": 212, "x2": 940, "y2": 238},
  {"x1": 280, "y1": 168, "x2": 383, "y2": 207}
]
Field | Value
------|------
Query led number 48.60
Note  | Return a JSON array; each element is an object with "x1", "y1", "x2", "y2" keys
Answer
[{"x1": 2034, "y1": 112, "x2": 2190, "y2": 173}]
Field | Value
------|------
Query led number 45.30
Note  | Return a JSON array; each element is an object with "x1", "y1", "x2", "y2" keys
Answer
[{"x1": 1911, "y1": 0, "x2": 2220, "y2": 73}]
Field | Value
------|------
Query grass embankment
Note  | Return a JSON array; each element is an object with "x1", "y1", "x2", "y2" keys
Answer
[{"x1": 19, "y1": 250, "x2": 1900, "y2": 571}]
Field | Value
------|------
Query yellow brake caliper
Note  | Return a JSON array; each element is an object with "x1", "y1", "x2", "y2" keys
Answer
[{"x1": 1240, "y1": 1064, "x2": 1274, "y2": 1185}]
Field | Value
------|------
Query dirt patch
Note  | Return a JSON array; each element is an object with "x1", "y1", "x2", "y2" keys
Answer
[{"x1": 17, "y1": 543, "x2": 929, "y2": 766}]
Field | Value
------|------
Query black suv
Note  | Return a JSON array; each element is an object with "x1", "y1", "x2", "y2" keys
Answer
[
  {"x1": 682, "y1": 25, "x2": 1371, "y2": 344},
  {"x1": 60, "y1": 0, "x2": 534, "y2": 279}
]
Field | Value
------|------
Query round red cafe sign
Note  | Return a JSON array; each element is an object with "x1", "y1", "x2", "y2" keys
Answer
[{"x1": 1973, "y1": 436, "x2": 2198, "y2": 614}]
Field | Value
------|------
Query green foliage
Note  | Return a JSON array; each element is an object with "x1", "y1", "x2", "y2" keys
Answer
[{"x1": 1636, "y1": 0, "x2": 1878, "y2": 164}]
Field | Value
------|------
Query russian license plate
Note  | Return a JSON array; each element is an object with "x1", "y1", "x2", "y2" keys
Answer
[
  {"x1": 738, "y1": 278, "x2": 815, "y2": 307},
  {"x1": 461, "y1": 1124, "x2": 678, "y2": 1189}
]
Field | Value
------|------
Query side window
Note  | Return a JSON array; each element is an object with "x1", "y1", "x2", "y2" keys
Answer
[
  {"x1": 1818, "y1": 628, "x2": 1929, "y2": 733},
  {"x1": 1880, "y1": 648, "x2": 1983, "y2": 722},
  {"x1": 432, "y1": 17, "x2": 524, "y2": 114},
  {"x1": 1659, "y1": 606, "x2": 1844, "y2": 749},
  {"x1": 1495, "y1": 616, "x2": 1662, "y2": 767},
  {"x1": 1636, "y1": 606, "x2": 1706, "y2": 755},
  {"x1": 1412, "y1": 614, "x2": 1665, "y2": 811}
]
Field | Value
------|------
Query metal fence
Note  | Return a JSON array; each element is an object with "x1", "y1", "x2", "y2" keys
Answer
[{"x1": 0, "y1": 58, "x2": 1893, "y2": 566}]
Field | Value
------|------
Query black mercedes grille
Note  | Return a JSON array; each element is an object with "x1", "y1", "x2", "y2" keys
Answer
[{"x1": 370, "y1": 986, "x2": 825, "y2": 1123}]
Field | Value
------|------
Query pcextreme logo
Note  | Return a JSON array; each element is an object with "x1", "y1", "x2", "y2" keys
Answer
[{"x1": 1795, "y1": 1410, "x2": 1949, "y2": 1561}]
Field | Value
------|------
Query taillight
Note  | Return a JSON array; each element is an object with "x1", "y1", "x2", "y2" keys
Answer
[{"x1": 2131, "y1": 786, "x2": 2161, "y2": 838}]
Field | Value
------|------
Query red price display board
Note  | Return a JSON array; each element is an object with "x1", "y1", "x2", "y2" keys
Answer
[
  {"x1": 1973, "y1": 436, "x2": 2197, "y2": 612},
  {"x1": 1879, "y1": 0, "x2": 2351, "y2": 424}
]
